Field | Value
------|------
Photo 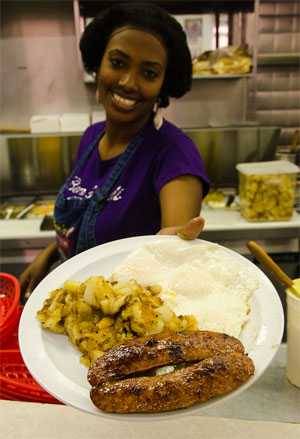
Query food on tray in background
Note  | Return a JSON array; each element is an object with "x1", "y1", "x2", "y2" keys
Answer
[
  {"x1": 192, "y1": 46, "x2": 252, "y2": 76},
  {"x1": 25, "y1": 201, "x2": 54, "y2": 218},
  {"x1": 111, "y1": 240, "x2": 259, "y2": 338},
  {"x1": 0, "y1": 199, "x2": 54, "y2": 219},
  {"x1": 236, "y1": 161, "x2": 299, "y2": 222},
  {"x1": 37, "y1": 277, "x2": 197, "y2": 367},
  {"x1": 203, "y1": 189, "x2": 238, "y2": 209},
  {"x1": 203, "y1": 189, "x2": 227, "y2": 208},
  {"x1": 88, "y1": 331, "x2": 255, "y2": 413},
  {"x1": 0, "y1": 203, "x2": 27, "y2": 219}
]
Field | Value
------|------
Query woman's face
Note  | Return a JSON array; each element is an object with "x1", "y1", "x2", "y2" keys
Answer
[{"x1": 97, "y1": 27, "x2": 167, "y2": 125}]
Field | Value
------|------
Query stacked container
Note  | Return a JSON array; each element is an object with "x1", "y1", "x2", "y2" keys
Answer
[{"x1": 236, "y1": 161, "x2": 299, "y2": 222}]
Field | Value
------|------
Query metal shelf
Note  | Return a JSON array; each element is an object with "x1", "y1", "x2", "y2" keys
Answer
[
  {"x1": 258, "y1": 53, "x2": 300, "y2": 66},
  {"x1": 193, "y1": 74, "x2": 253, "y2": 79}
]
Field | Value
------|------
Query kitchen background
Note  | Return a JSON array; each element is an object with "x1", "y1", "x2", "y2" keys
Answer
[
  {"x1": 1, "y1": 0, "x2": 299, "y2": 139},
  {"x1": 1, "y1": 0, "x2": 300, "y2": 338}
]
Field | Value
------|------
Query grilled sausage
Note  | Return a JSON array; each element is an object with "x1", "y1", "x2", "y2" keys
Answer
[
  {"x1": 88, "y1": 330, "x2": 245, "y2": 387},
  {"x1": 90, "y1": 352, "x2": 254, "y2": 413},
  {"x1": 88, "y1": 331, "x2": 254, "y2": 413}
]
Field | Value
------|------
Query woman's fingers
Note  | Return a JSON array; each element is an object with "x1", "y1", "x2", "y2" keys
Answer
[
  {"x1": 157, "y1": 226, "x2": 178, "y2": 235},
  {"x1": 176, "y1": 216, "x2": 205, "y2": 240},
  {"x1": 20, "y1": 269, "x2": 36, "y2": 301},
  {"x1": 158, "y1": 216, "x2": 205, "y2": 240},
  {"x1": 19, "y1": 271, "x2": 30, "y2": 294},
  {"x1": 24, "y1": 279, "x2": 34, "y2": 300}
]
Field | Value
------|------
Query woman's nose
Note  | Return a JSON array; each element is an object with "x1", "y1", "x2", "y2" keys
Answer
[{"x1": 118, "y1": 70, "x2": 138, "y2": 90}]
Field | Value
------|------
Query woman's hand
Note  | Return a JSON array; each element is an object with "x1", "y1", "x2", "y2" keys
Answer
[
  {"x1": 19, "y1": 242, "x2": 58, "y2": 301},
  {"x1": 158, "y1": 216, "x2": 205, "y2": 240},
  {"x1": 158, "y1": 175, "x2": 204, "y2": 240},
  {"x1": 19, "y1": 253, "x2": 50, "y2": 301}
]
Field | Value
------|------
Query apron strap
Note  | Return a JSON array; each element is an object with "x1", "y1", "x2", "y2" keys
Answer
[
  {"x1": 62, "y1": 129, "x2": 103, "y2": 190},
  {"x1": 75, "y1": 133, "x2": 143, "y2": 254}
]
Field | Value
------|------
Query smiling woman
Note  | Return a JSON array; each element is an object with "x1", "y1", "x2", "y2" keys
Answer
[
  {"x1": 97, "y1": 27, "x2": 167, "y2": 129},
  {"x1": 19, "y1": 2, "x2": 210, "y2": 301}
]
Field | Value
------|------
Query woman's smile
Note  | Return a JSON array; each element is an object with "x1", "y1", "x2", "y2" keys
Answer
[{"x1": 111, "y1": 92, "x2": 139, "y2": 112}]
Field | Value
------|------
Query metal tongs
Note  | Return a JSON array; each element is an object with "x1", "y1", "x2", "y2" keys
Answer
[
  {"x1": 15, "y1": 196, "x2": 39, "y2": 219},
  {"x1": 247, "y1": 240, "x2": 300, "y2": 298}
]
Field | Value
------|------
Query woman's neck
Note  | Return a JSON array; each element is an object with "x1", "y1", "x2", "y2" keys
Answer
[
  {"x1": 104, "y1": 114, "x2": 151, "y2": 149},
  {"x1": 99, "y1": 114, "x2": 151, "y2": 160}
]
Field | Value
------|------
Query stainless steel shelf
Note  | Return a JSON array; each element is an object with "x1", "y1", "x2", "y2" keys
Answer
[
  {"x1": 258, "y1": 53, "x2": 300, "y2": 66},
  {"x1": 193, "y1": 74, "x2": 253, "y2": 79}
]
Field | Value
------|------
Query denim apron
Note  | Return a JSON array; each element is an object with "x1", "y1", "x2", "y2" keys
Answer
[{"x1": 54, "y1": 129, "x2": 143, "y2": 258}]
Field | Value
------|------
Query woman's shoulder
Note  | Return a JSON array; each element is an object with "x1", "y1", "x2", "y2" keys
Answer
[
  {"x1": 150, "y1": 119, "x2": 210, "y2": 195},
  {"x1": 159, "y1": 120, "x2": 194, "y2": 144},
  {"x1": 156, "y1": 119, "x2": 198, "y2": 152}
]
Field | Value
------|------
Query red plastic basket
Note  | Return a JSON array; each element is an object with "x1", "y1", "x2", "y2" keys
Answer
[
  {"x1": 0, "y1": 349, "x2": 61, "y2": 404},
  {"x1": 0, "y1": 307, "x2": 22, "y2": 348},
  {"x1": 0, "y1": 273, "x2": 20, "y2": 342},
  {"x1": 1, "y1": 306, "x2": 22, "y2": 350},
  {"x1": 0, "y1": 273, "x2": 61, "y2": 404}
]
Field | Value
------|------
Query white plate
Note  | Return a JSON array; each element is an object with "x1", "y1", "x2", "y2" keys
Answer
[{"x1": 19, "y1": 236, "x2": 284, "y2": 421}]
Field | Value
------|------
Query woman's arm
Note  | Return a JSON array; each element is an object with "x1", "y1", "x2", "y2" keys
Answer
[
  {"x1": 158, "y1": 175, "x2": 205, "y2": 239},
  {"x1": 19, "y1": 241, "x2": 60, "y2": 300}
]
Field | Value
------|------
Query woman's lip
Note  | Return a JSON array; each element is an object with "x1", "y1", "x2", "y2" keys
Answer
[
  {"x1": 113, "y1": 91, "x2": 140, "y2": 101},
  {"x1": 111, "y1": 92, "x2": 140, "y2": 111}
]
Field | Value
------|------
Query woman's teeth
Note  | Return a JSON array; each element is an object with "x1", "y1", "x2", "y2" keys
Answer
[{"x1": 112, "y1": 93, "x2": 137, "y2": 110}]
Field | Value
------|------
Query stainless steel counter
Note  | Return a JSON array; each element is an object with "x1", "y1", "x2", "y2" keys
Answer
[
  {"x1": 1, "y1": 208, "x2": 300, "y2": 250},
  {"x1": 200, "y1": 344, "x2": 300, "y2": 424},
  {"x1": 1, "y1": 208, "x2": 299, "y2": 284}
]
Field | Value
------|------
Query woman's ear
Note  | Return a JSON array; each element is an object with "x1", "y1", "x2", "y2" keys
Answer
[
  {"x1": 95, "y1": 71, "x2": 101, "y2": 104},
  {"x1": 153, "y1": 98, "x2": 163, "y2": 130},
  {"x1": 95, "y1": 87, "x2": 100, "y2": 104}
]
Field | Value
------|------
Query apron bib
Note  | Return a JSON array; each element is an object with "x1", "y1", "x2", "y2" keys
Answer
[{"x1": 54, "y1": 128, "x2": 143, "y2": 258}]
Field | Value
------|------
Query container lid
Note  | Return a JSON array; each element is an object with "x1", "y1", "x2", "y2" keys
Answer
[{"x1": 236, "y1": 160, "x2": 300, "y2": 175}]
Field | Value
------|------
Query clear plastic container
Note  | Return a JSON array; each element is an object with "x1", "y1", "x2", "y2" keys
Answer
[
  {"x1": 236, "y1": 161, "x2": 299, "y2": 222},
  {"x1": 286, "y1": 279, "x2": 300, "y2": 388}
]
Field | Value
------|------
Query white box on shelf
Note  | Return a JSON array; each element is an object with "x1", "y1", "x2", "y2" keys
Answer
[
  {"x1": 30, "y1": 115, "x2": 61, "y2": 133},
  {"x1": 60, "y1": 113, "x2": 90, "y2": 133}
]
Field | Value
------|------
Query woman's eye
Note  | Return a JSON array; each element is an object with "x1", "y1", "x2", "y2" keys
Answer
[
  {"x1": 143, "y1": 69, "x2": 158, "y2": 80},
  {"x1": 110, "y1": 58, "x2": 124, "y2": 68}
]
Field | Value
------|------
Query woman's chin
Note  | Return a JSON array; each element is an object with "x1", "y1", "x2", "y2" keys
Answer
[{"x1": 106, "y1": 107, "x2": 149, "y2": 126}]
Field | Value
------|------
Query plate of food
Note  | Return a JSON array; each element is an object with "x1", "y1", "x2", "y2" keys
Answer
[{"x1": 19, "y1": 235, "x2": 284, "y2": 420}]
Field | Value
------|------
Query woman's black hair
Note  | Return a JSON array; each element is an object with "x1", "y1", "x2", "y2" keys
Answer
[{"x1": 79, "y1": 2, "x2": 192, "y2": 107}]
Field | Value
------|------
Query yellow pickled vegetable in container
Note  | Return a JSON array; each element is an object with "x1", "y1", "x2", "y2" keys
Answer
[{"x1": 236, "y1": 161, "x2": 299, "y2": 222}]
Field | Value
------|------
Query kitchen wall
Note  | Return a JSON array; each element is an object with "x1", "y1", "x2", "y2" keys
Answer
[
  {"x1": 1, "y1": 1, "x2": 95, "y2": 130},
  {"x1": 256, "y1": 0, "x2": 300, "y2": 148},
  {"x1": 1, "y1": 0, "x2": 252, "y2": 130}
]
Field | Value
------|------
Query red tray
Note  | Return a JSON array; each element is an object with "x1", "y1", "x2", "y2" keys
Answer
[
  {"x1": 0, "y1": 349, "x2": 61, "y2": 404},
  {"x1": 0, "y1": 273, "x2": 62, "y2": 404},
  {"x1": 0, "y1": 306, "x2": 22, "y2": 349},
  {"x1": 0, "y1": 273, "x2": 20, "y2": 336}
]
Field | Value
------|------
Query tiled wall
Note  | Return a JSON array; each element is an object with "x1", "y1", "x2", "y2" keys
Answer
[{"x1": 256, "y1": 1, "x2": 300, "y2": 149}]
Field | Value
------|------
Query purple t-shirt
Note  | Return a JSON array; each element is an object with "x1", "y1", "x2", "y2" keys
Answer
[{"x1": 60, "y1": 119, "x2": 209, "y2": 249}]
